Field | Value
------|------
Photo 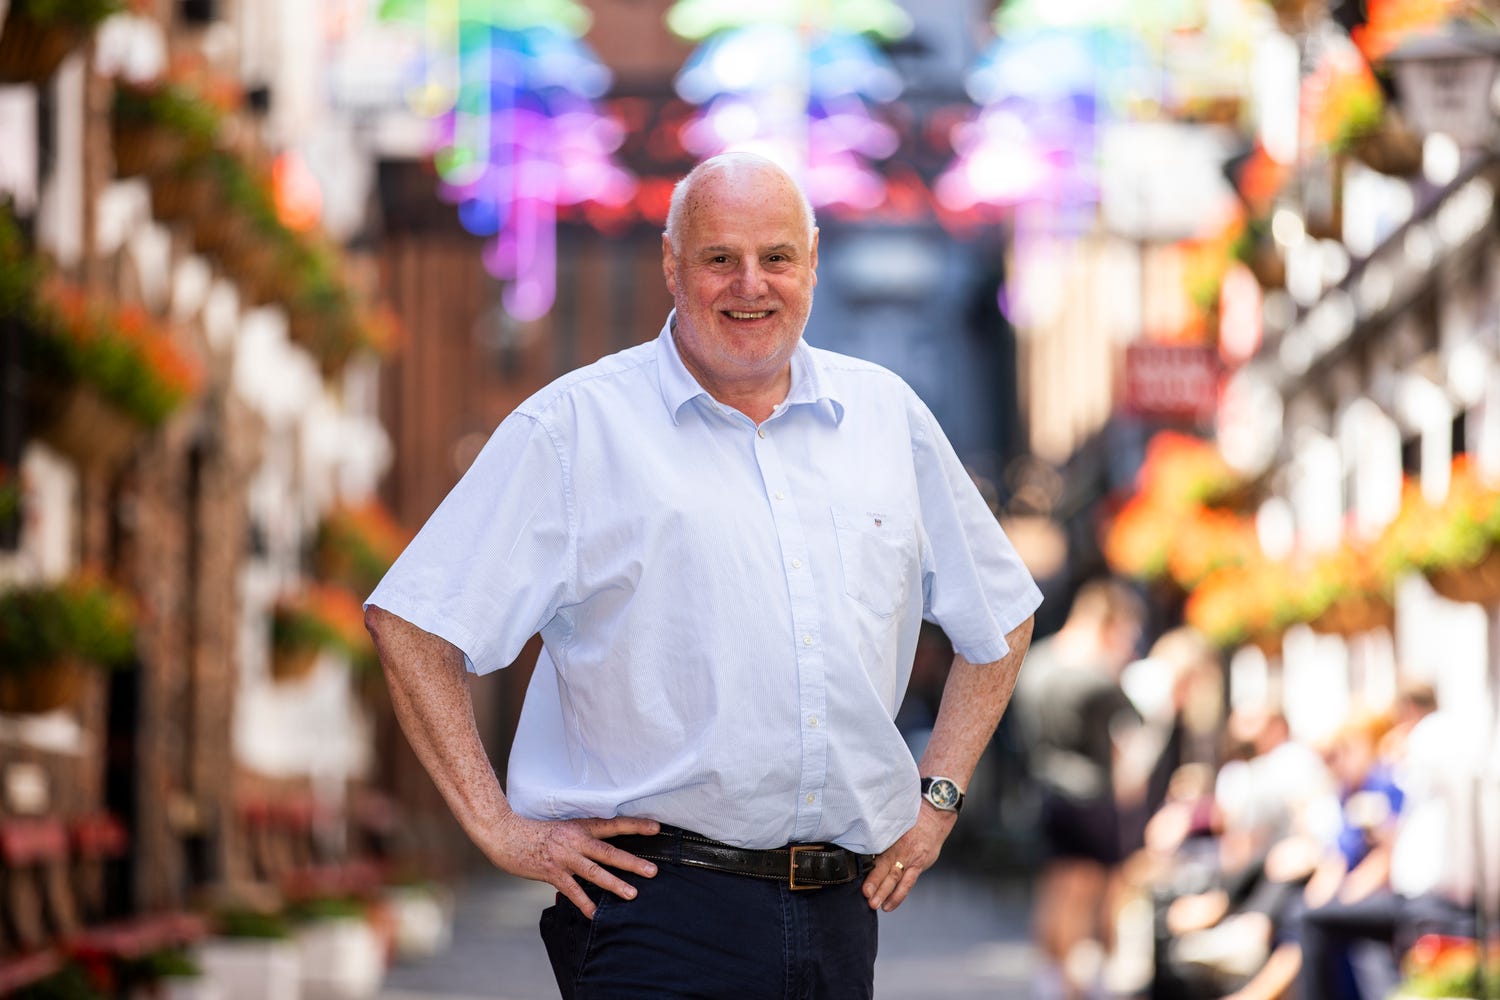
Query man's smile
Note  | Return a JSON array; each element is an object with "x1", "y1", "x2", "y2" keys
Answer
[{"x1": 724, "y1": 310, "x2": 773, "y2": 320}]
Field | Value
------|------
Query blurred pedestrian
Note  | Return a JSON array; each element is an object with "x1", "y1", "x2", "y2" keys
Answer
[
  {"x1": 364, "y1": 152, "x2": 1041, "y2": 999},
  {"x1": 1012, "y1": 577, "x2": 1147, "y2": 999}
]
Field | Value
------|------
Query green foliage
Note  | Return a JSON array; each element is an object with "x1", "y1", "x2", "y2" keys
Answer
[
  {"x1": 0, "y1": 577, "x2": 136, "y2": 672},
  {"x1": 1402, "y1": 959, "x2": 1500, "y2": 998},
  {"x1": 0, "y1": 203, "x2": 43, "y2": 324},
  {"x1": 122, "y1": 948, "x2": 202, "y2": 984},
  {"x1": 112, "y1": 81, "x2": 222, "y2": 148},
  {"x1": 0, "y1": 468, "x2": 18, "y2": 526},
  {"x1": 288, "y1": 896, "x2": 368, "y2": 922},
  {"x1": 272, "y1": 584, "x2": 376, "y2": 670},
  {"x1": 13, "y1": 0, "x2": 125, "y2": 28},
  {"x1": 12, "y1": 962, "x2": 104, "y2": 999},
  {"x1": 23, "y1": 290, "x2": 199, "y2": 429},
  {"x1": 214, "y1": 908, "x2": 293, "y2": 939},
  {"x1": 1230, "y1": 216, "x2": 1269, "y2": 266},
  {"x1": 1332, "y1": 88, "x2": 1385, "y2": 151}
]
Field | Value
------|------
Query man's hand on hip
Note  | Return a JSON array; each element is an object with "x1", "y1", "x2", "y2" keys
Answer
[
  {"x1": 862, "y1": 803, "x2": 958, "y2": 912},
  {"x1": 490, "y1": 813, "x2": 661, "y2": 919}
]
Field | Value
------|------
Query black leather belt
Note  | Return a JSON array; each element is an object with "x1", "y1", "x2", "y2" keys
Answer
[{"x1": 610, "y1": 827, "x2": 872, "y2": 891}]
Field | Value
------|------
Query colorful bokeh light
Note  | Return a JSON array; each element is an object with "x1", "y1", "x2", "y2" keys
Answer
[
  {"x1": 667, "y1": 0, "x2": 909, "y2": 212},
  {"x1": 380, "y1": 0, "x2": 635, "y2": 321}
]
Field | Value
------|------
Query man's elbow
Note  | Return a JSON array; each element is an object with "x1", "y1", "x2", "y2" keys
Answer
[{"x1": 364, "y1": 603, "x2": 389, "y2": 644}]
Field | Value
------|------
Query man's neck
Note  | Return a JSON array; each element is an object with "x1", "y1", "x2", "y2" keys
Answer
[
  {"x1": 671, "y1": 328, "x2": 793, "y2": 425},
  {"x1": 704, "y1": 367, "x2": 791, "y2": 424}
]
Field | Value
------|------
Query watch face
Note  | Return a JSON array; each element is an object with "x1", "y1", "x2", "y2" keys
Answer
[{"x1": 926, "y1": 778, "x2": 960, "y2": 810}]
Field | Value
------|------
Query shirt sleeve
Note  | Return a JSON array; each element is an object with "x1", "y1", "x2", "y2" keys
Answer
[
  {"x1": 910, "y1": 393, "x2": 1043, "y2": 664},
  {"x1": 365, "y1": 411, "x2": 575, "y2": 675}
]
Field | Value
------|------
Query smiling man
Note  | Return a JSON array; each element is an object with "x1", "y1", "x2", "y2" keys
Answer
[{"x1": 365, "y1": 153, "x2": 1040, "y2": 999}]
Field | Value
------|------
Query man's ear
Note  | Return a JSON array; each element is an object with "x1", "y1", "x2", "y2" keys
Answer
[{"x1": 661, "y1": 234, "x2": 678, "y2": 295}]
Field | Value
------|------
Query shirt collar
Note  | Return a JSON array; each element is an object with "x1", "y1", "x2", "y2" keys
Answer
[{"x1": 656, "y1": 311, "x2": 845, "y2": 426}]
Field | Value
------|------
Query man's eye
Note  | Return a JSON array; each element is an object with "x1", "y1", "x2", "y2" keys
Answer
[{"x1": 711, "y1": 256, "x2": 730, "y2": 264}]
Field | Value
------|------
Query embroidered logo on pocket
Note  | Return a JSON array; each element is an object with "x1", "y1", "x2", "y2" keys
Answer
[{"x1": 832, "y1": 506, "x2": 914, "y2": 618}]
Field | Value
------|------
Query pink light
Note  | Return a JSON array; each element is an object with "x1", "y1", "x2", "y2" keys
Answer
[
  {"x1": 500, "y1": 196, "x2": 557, "y2": 321},
  {"x1": 808, "y1": 111, "x2": 900, "y2": 159},
  {"x1": 805, "y1": 160, "x2": 885, "y2": 211}
]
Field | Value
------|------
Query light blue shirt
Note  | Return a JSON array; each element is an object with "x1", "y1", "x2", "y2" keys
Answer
[{"x1": 367, "y1": 315, "x2": 1042, "y2": 854}]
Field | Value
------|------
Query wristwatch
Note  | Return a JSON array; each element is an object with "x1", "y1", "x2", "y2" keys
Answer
[{"x1": 920, "y1": 776, "x2": 965, "y2": 814}]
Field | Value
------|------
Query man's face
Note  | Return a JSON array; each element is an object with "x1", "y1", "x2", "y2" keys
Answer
[{"x1": 661, "y1": 162, "x2": 819, "y2": 396}]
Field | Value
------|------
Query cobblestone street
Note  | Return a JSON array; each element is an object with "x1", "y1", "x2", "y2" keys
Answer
[{"x1": 380, "y1": 868, "x2": 1036, "y2": 999}]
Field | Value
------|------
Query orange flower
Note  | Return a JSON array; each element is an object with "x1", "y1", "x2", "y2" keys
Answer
[
  {"x1": 1185, "y1": 557, "x2": 1299, "y2": 649},
  {"x1": 1136, "y1": 432, "x2": 1241, "y2": 509},
  {"x1": 1166, "y1": 508, "x2": 1260, "y2": 589},
  {"x1": 1353, "y1": 0, "x2": 1467, "y2": 60},
  {"x1": 31, "y1": 283, "x2": 202, "y2": 427},
  {"x1": 1104, "y1": 495, "x2": 1176, "y2": 581}
]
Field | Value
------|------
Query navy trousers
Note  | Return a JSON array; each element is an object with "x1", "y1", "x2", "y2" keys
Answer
[{"x1": 539, "y1": 855, "x2": 879, "y2": 999}]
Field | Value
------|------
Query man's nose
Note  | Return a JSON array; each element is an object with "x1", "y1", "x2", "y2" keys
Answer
[{"x1": 731, "y1": 259, "x2": 768, "y2": 297}]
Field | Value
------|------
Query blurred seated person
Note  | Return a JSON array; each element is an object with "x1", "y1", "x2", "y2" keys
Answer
[
  {"x1": 1291, "y1": 690, "x2": 1486, "y2": 1000},
  {"x1": 1138, "y1": 706, "x2": 1335, "y2": 1000},
  {"x1": 1206, "y1": 708, "x2": 1404, "y2": 1000}
]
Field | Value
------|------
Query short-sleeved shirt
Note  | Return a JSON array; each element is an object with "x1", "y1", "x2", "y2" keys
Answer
[{"x1": 367, "y1": 314, "x2": 1042, "y2": 854}]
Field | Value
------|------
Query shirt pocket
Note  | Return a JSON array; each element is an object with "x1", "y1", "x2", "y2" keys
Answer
[{"x1": 831, "y1": 505, "x2": 916, "y2": 618}]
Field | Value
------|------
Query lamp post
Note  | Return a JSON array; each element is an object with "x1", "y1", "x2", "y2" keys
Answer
[{"x1": 1382, "y1": 22, "x2": 1500, "y2": 151}]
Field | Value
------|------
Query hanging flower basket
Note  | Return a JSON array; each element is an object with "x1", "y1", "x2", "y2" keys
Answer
[
  {"x1": 270, "y1": 584, "x2": 375, "y2": 682},
  {"x1": 1378, "y1": 458, "x2": 1500, "y2": 606},
  {"x1": 111, "y1": 78, "x2": 224, "y2": 179},
  {"x1": 1249, "y1": 630, "x2": 1285, "y2": 659},
  {"x1": 24, "y1": 283, "x2": 202, "y2": 463},
  {"x1": 1243, "y1": 231, "x2": 1285, "y2": 289},
  {"x1": 111, "y1": 121, "x2": 185, "y2": 180},
  {"x1": 1426, "y1": 548, "x2": 1500, "y2": 606},
  {"x1": 1298, "y1": 543, "x2": 1396, "y2": 636},
  {"x1": 314, "y1": 502, "x2": 409, "y2": 596},
  {"x1": 148, "y1": 166, "x2": 218, "y2": 227},
  {"x1": 1185, "y1": 558, "x2": 1301, "y2": 653},
  {"x1": 270, "y1": 644, "x2": 320, "y2": 683},
  {"x1": 1349, "y1": 112, "x2": 1424, "y2": 177},
  {"x1": 0, "y1": 657, "x2": 86, "y2": 714},
  {"x1": 0, "y1": 4, "x2": 88, "y2": 85},
  {"x1": 226, "y1": 240, "x2": 290, "y2": 306},
  {"x1": 1308, "y1": 594, "x2": 1396, "y2": 636},
  {"x1": 31, "y1": 380, "x2": 144, "y2": 473},
  {"x1": 0, "y1": 575, "x2": 135, "y2": 715}
]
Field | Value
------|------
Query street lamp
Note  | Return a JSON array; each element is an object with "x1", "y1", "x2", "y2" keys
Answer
[{"x1": 1382, "y1": 21, "x2": 1500, "y2": 150}]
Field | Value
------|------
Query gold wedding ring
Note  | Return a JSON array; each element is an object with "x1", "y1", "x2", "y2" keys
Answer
[{"x1": 893, "y1": 860, "x2": 905, "y2": 872}]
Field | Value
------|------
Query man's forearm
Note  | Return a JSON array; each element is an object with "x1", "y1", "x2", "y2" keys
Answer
[
  {"x1": 365, "y1": 605, "x2": 512, "y2": 852},
  {"x1": 917, "y1": 616, "x2": 1035, "y2": 786},
  {"x1": 863, "y1": 615, "x2": 1034, "y2": 912},
  {"x1": 364, "y1": 605, "x2": 661, "y2": 914}
]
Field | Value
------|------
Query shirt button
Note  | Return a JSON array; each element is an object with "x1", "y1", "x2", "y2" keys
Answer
[
  {"x1": 808, "y1": 715, "x2": 819, "y2": 727},
  {"x1": 802, "y1": 635, "x2": 813, "y2": 646},
  {"x1": 791, "y1": 558, "x2": 802, "y2": 569},
  {"x1": 806, "y1": 793, "x2": 815, "y2": 804},
  {"x1": 757, "y1": 428, "x2": 766, "y2": 439},
  {"x1": 774, "y1": 491, "x2": 785, "y2": 501}
]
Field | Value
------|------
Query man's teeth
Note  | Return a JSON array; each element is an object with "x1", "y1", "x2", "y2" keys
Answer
[{"x1": 727, "y1": 311, "x2": 771, "y2": 319}]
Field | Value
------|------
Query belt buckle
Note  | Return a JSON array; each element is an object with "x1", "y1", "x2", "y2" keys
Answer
[{"x1": 788, "y1": 844, "x2": 825, "y2": 891}]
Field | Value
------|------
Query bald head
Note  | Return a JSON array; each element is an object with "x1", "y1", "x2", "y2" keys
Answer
[{"x1": 664, "y1": 153, "x2": 816, "y2": 255}]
